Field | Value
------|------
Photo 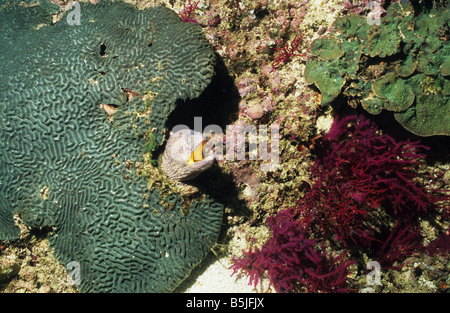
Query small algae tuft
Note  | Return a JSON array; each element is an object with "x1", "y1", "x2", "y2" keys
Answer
[{"x1": 0, "y1": 264, "x2": 20, "y2": 285}]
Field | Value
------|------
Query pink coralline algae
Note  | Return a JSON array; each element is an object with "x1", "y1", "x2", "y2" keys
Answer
[
  {"x1": 342, "y1": 0, "x2": 387, "y2": 15},
  {"x1": 246, "y1": 104, "x2": 265, "y2": 120},
  {"x1": 237, "y1": 76, "x2": 257, "y2": 98},
  {"x1": 231, "y1": 115, "x2": 449, "y2": 292}
]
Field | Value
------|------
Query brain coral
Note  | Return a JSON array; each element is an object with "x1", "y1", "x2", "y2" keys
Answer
[{"x1": 0, "y1": 0, "x2": 222, "y2": 292}]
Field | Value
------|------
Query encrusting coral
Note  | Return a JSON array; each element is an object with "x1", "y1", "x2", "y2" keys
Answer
[{"x1": 305, "y1": 1, "x2": 450, "y2": 136}]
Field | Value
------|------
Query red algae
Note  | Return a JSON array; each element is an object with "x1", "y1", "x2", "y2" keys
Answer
[
  {"x1": 271, "y1": 34, "x2": 306, "y2": 72},
  {"x1": 231, "y1": 115, "x2": 450, "y2": 292},
  {"x1": 178, "y1": 0, "x2": 200, "y2": 23},
  {"x1": 231, "y1": 209, "x2": 355, "y2": 293}
]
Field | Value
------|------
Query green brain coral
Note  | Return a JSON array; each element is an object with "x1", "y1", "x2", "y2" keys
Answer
[
  {"x1": 305, "y1": 1, "x2": 450, "y2": 136},
  {"x1": 0, "y1": 0, "x2": 222, "y2": 292}
]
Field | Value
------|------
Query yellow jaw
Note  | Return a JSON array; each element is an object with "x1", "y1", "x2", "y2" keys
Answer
[{"x1": 187, "y1": 140, "x2": 207, "y2": 165}]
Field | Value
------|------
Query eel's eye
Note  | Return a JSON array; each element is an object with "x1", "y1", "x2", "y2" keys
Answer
[{"x1": 187, "y1": 140, "x2": 207, "y2": 165}]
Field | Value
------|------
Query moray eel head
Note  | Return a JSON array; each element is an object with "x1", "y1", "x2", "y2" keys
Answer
[{"x1": 161, "y1": 129, "x2": 215, "y2": 181}]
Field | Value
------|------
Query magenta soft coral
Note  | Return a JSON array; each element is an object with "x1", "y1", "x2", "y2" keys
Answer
[
  {"x1": 297, "y1": 115, "x2": 439, "y2": 247},
  {"x1": 371, "y1": 221, "x2": 423, "y2": 268},
  {"x1": 316, "y1": 114, "x2": 432, "y2": 215},
  {"x1": 231, "y1": 114, "x2": 448, "y2": 292},
  {"x1": 179, "y1": 0, "x2": 200, "y2": 23},
  {"x1": 271, "y1": 34, "x2": 306, "y2": 72},
  {"x1": 231, "y1": 209, "x2": 355, "y2": 293},
  {"x1": 425, "y1": 226, "x2": 450, "y2": 257}
]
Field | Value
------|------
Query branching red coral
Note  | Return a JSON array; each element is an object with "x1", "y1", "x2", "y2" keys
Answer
[
  {"x1": 271, "y1": 34, "x2": 306, "y2": 72},
  {"x1": 372, "y1": 221, "x2": 423, "y2": 269},
  {"x1": 295, "y1": 115, "x2": 441, "y2": 247},
  {"x1": 231, "y1": 209, "x2": 355, "y2": 293},
  {"x1": 425, "y1": 226, "x2": 450, "y2": 257},
  {"x1": 231, "y1": 114, "x2": 449, "y2": 292},
  {"x1": 179, "y1": 0, "x2": 200, "y2": 23}
]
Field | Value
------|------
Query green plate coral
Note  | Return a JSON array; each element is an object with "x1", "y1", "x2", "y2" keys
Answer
[
  {"x1": 305, "y1": 1, "x2": 450, "y2": 136},
  {"x1": 0, "y1": 0, "x2": 222, "y2": 292}
]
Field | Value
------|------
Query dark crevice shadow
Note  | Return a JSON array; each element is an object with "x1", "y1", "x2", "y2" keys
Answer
[
  {"x1": 332, "y1": 100, "x2": 450, "y2": 164},
  {"x1": 164, "y1": 54, "x2": 252, "y2": 291},
  {"x1": 163, "y1": 53, "x2": 247, "y2": 204},
  {"x1": 166, "y1": 53, "x2": 241, "y2": 132},
  {"x1": 172, "y1": 244, "x2": 225, "y2": 293}
]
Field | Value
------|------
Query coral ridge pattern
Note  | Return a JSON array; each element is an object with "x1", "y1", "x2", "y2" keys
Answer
[{"x1": 0, "y1": 0, "x2": 222, "y2": 292}]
